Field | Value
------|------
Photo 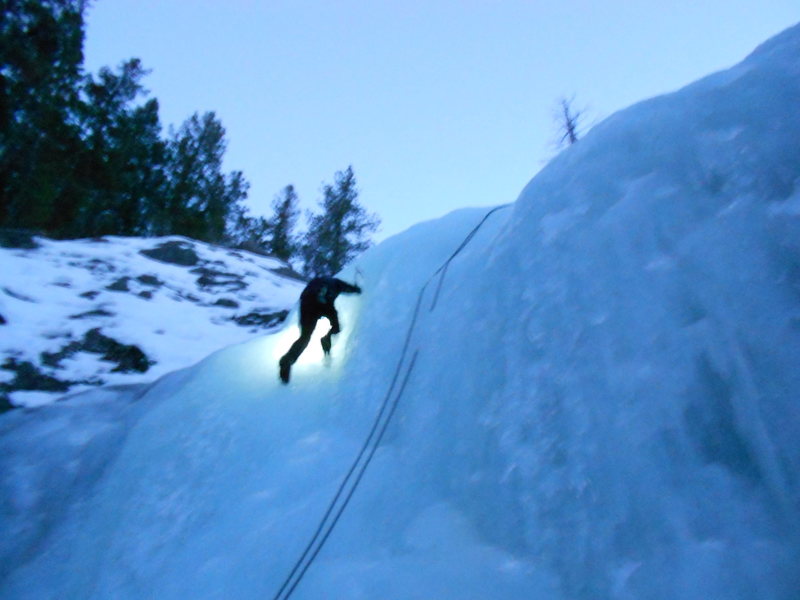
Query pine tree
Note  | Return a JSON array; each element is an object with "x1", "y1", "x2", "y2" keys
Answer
[
  {"x1": 0, "y1": 3, "x2": 250, "y2": 245},
  {"x1": 0, "y1": 0, "x2": 86, "y2": 233},
  {"x1": 74, "y1": 59, "x2": 167, "y2": 237},
  {"x1": 226, "y1": 207, "x2": 269, "y2": 253},
  {"x1": 161, "y1": 112, "x2": 248, "y2": 242},
  {"x1": 265, "y1": 185, "x2": 300, "y2": 262},
  {"x1": 301, "y1": 166, "x2": 379, "y2": 277},
  {"x1": 224, "y1": 185, "x2": 298, "y2": 261}
]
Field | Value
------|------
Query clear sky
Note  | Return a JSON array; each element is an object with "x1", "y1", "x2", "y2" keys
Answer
[{"x1": 83, "y1": 1, "x2": 798, "y2": 241}]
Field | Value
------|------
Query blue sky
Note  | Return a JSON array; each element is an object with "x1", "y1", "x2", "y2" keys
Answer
[{"x1": 83, "y1": 1, "x2": 798, "y2": 241}]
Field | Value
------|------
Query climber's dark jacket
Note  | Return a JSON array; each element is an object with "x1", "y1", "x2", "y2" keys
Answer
[{"x1": 279, "y1": 277, "x2": 361, "y2": 382}]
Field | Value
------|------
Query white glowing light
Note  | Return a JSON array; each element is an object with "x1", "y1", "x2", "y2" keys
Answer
[
  {"x1": 272, "y1": 316, "x2": 331, "y2": 365},
  {"x1": 270, "y1": 296, "x2": 358, "y2": 370}
]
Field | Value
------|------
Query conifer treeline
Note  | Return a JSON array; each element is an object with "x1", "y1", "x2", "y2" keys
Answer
[
  {"x1": 1, "y1": 0, "x2": 379, "y2": 275},
  {"x1": 1, "y1": 1, "x2": 247, "y2": 242}
]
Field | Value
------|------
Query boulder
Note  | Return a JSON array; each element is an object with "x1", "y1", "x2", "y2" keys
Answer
[{"x1": 140, "y1": 241, "x2": 199, "y2": 267}]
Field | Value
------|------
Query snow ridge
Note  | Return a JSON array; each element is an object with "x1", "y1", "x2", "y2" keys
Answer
[{"x1": 0, "y1": 235, "x2": 304, "y2": 407}]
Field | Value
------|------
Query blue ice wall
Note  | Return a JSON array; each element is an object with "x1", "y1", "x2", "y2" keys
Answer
[{"x1": 2, "y1": 23, "x2": 800, "y2": 600}]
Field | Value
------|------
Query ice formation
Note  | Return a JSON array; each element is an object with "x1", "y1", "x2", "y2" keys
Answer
[{"x1": 2, "y1": 23, "x2": 799, "y2": 600}]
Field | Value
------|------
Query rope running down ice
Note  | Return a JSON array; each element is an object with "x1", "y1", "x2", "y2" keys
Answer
[{"x1": 271, "y1": 203, "x2": 511, "y2": 600}]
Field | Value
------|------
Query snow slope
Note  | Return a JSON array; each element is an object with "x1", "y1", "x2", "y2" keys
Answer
[
  {"x1": 2, "y1": 24, "x2": 800, "y2": 600},
  {"x1": 0, "y1": 235, "x2": 304, "y2": 407}
]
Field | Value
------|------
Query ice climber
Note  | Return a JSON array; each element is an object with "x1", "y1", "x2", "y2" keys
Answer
[{"x1": 279, "y1": 276, "x2": 362, "y2": 383}]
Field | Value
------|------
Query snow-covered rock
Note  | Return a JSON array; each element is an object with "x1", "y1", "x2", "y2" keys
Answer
[{"x1": 0, "y1": 235, "x2": 305, "y2": 408}]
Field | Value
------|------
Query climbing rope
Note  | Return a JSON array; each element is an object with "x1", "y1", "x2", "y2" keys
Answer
[
  {"x1": 271, "y1": 203, "x2": 512, "y2": 600},
  {"x1": 429, "y1": 203, "x2": 512, "y2": 312},
  {"x1": 270, "y1": 290, "x2": 425, "y2": 600}
]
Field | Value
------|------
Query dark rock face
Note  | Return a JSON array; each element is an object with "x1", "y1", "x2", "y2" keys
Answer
[
  {"x1": 232, "y1": 310, "x2": 289, "y2": 329},
  {"x1": 2, "y1": 287, "x2": 35, "y2": 302},
  {"x1": 233, "y1": 240, "x2": 269, "y2": 256},
  {"x1": 86, "y1": 259, "x2": 115, "y2": 274},
  {"x1": 136, "y1": 274, "x2": 163, "y2": 287},
  {"x1": 0, "y1": 314, "x2": 6, "y2": 325},
  {"x1": 191, "y1": 267, "x2": 247, "y2": 291},
  {"x1": 81, "y1": 329, "x2": 152, "y2": 373},
  {"x1": 105, "y1": 277, "x2": 131, "y2": 292},
  {"x1": 269, "y1": 266, "x2": 308, "y2": 282},
  {"x1": 69, "y1": 309, "x2": 115, "y2": 320},
  {"x1": 0, "y1": 228, "x2": 39, "y2": 249},
  {"x1": 0, "y1": 359, "x2": 73, "y2": 399},
  {"x1": 214, "y1": 298, "x2": 239, "y2": 309},
  {"x1": 40, "y1": 329, "x2": 152, "y2": 375},
  {"x1": 140, "y1": 241, "x2": 199, "y2": 267}
]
